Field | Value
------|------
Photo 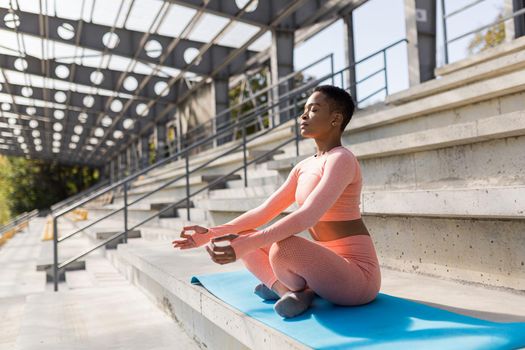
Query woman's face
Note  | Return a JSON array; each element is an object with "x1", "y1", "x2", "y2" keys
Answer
[{"x1": 299, "y1": 91, "x2": 338, "y2": 138}]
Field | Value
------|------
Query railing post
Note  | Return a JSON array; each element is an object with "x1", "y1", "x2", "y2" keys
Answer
[
  {"x1": 294, "y1": 112, "x2": 300, "y2": 157},
  {"x1": 53, "y1": 216, "x2": 59, "y2": 292},
  {"x1": 330, "y1": 53, "x2": 335, "y2": 85},
  {"x1": 441, "y1": 0, "x2": 449, "y2": 64},
  {"x1": 242, "y1": 120, "x2": 248, "y2": 188},
  {"x1": 123, "y1": 182, "x2": 128, "y2": 244},
  {"x1": 383, "y1": 50, "x2": 389, "y2": 96},
  {"x1": 185, "y1": 151, "x2": 191, "y2": 221}
]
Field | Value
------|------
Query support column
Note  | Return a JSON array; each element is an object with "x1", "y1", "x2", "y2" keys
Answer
[
  {"x1": 109, "y1": 159, "x2": 116, "y2": 184},
  {"x1": 155, "y1": 122, "x2": 167, "y2": 161},
  {"x1": 270, "y1": 27, "x2": 294, "y2": 125},
  {"x1": 213, "y1": 76, "x2": 231, "y2": 146},
  {"x1": 514, "y1": 0, "x2": 525, "y2": 38},
  {"x1": 415, "y1": 0, "x2": 436, "y2": 82},
  {"x1": 125, "y1": 147, "x2": 132, "y2": 175},
  {"x1": 404, "y1": 0, "x2": 421, "y2": 86},
  {"x1": 343, "y1": 12, "x2": 358, "y2": 103}
]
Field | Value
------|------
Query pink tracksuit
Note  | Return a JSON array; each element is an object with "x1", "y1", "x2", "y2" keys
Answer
[{"x1": 191, "y1": 146, "x2": 381, "y2": 305}]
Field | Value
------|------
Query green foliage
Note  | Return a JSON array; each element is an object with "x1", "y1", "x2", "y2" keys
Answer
[
  {"x1": 228, "y1": 67, "x2": 314, "y2": 138},
  {"x1": 0, "y1": 156, "x2": 99, "y2": 217},
  {"x1": 0, "y1": 156, "x2": 11, "y2": 225},
  {"x1": 467, "y1": 13, "x2": 506, "y2": 55}
]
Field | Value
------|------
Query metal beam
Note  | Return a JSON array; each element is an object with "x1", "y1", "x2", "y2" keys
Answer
[
  {"x1": 0, "y1": 54, "x2": 177, "y2": 102},
  {"x1": 0, "y1": 9, "x2": 257, "y2": 76}
]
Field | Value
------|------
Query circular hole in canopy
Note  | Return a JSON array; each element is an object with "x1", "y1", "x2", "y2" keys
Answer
[
  {"x1": 122, "y1": 118, "x2": 134, "y2": 129},
  {"x1": 32, "y1": 130, "x2": 40, "y2": 137},
  {"x1": 74, "y1": 125, "x2": 83, "y2": 134},
  {"x1": 71, "y1": 135, "x2": 80, "y2": 142},
  {"x1": 55, "y1": 65, "x2": 70, "y2": 79},
  {"x1": 83, "y1": 95, "x2": 95, "y2": 107},
  {"x1": 26, "y1": 106, "x2": 36, "y2": 115},
  {"x1": 21, "y1": 87, "x2": 33, "y2": 97},
  {"x1": 106, "y1": 140, "x2": 115, "y2": 146},
  {"x1": 57, "y1": 22, "x2": 75, "y2": 40},
  {"x1": 4, "y1": 13, "x2": 20, "y2": 29},
  {"x1": 29, "y1": 120, "x2": 39, "y2": 128},
  {"x1": 1, "y1": 103, "x2": 10, "y2": 111},
  {"x1": 85, "y1": 145, "x2": 94, "y2": 151},
  {"x1": 69, "y1": 143, "x2": 77, "y2": 149},
  {"x1": 235, "y1": 0, "x2": 258, "y2": 12},
  {"x1": 35, "y1": 145, "x2": 43, "y2": 151},
  {"x1": 110, "y1": 99, "x2": 123, "y2": 112},
  {"x1": 52, "y1": 140, "x2": 60, "y2": 148},
  {"x1": 53, "y1": 133, "x2": 62, "y2": 140},
  {"x1": 89, "y1": 137, "x2": 98, "y2": 145},
  {"x1": 78, "y1": 113, "x2": 88, "y2": 123},
  {"x1": 113, "y1": 130, "x2": 124, "y2": 139},
  {"x1": 145, "y1": 40, "x2": 162, "y2": 58},
  {"x1": 54, "y1": 91, "x2": 67, "y2": 103},
  {"x1": 123, "y1": 76, "x2": 138, "y2": 91},
  {"x1": 14, "y1": 58, "x2": 28, "y2": 71},
  {"x1": 90, "y1": 71, "x2": 104, "y2": 85},
  {"x1": 183, "y1": 47, "x2": 200, "y2": 65},
  {"x1": 136, "y1": 103, "x2": 149, "y2": 117},
  {"x1": 7, "y1": 117, "x2": 16, "y2": 125},
  {"x1": 154, "y1": 81, "x2": 169, "y2": 97},
  {"x1": 102, "y1": 32, "x2": 120, "y2": 49},
  {"x1": 13, "y1": 128, "x2": 21, "y2": 135},
  {"x1": 53, "y1": 122, "x2": 63, "y2": 132},
  {"x1": 54, "y1": 110, "x2": 65, "y2": 120},
  {"x1": 34, "y1": 138, "x2": 41, "y2": 145},
  {"x1": 101, "y1": 115, "x2": 112, "y2": 127},
  {"x1": 94, "y1": 127, "x2": 104, "y2": 137}
]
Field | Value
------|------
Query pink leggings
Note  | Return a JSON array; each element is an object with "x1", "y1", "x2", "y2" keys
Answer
[{"x1": 239, "y1": 230, "x2": 382, "y2": 305}]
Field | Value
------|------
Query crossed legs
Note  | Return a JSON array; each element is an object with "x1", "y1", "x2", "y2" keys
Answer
[{"x1": 238, "y1": 231, "x2": 378, "y2": 316}]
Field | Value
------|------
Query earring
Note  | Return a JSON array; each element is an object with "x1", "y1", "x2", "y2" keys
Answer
[{"x1": 331, "y1": 122, "x2": 336, "y2": 126}]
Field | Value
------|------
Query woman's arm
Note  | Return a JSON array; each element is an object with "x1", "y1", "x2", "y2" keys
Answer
[
  {"x1": 230, "y1": 151, "x2": 358, "y2": 259},
  {"x1": 190, "y1": 161, "x2": 301, "y2": 246}
]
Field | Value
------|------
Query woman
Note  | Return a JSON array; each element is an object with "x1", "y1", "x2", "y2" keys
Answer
[{"x1": 173, "y1": 85, "x2": 381, "y2": 318}]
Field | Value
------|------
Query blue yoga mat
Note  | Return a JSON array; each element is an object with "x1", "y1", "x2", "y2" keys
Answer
[{"x1": 191, "y1": 269, "x2": 525, "y2": 350}]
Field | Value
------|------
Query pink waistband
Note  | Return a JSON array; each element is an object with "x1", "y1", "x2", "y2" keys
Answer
[
  {"x1": 314, "y1": 234, "x2": 379, "y2": 266},
  {"x1": 314, "y1": 234, "x2": 373, "y2": 248}
]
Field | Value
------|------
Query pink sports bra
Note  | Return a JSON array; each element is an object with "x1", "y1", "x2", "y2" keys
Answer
[{"x1": 190, "y1": 145, "x2": 362, "y2": 259}]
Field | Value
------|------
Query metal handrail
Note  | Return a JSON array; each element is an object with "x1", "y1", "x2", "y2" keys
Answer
[
  {"x1": 441, "y1": 0, "x2": 525, "y2": 64},
  {"x1": 0, "y1": 209, "x2": 39, "y2": 236},
  {"x1": 52, "y1": 39, "x2": 407, "y2": 291},
  {"x1": 180, "y1": 53, "x2": 335, "y2": 149}
]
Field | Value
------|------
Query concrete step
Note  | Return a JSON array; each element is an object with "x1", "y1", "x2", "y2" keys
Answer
[
  {"x1": 15, "y1": 284, "x2": 200, "y2": 350},
  {"x1": 107, "y1": 240, "x2": 525, "y2": 350},
  {"x1": 0, "y1": 218, "x2": 47, "y2": 298}
]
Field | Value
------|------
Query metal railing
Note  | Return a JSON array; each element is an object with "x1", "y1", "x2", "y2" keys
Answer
[
  {"x1": 0, "y1": 209, "x2": 39, "y2": 236},
  {"x1": 169, "y1": 53, "x2": 336, "y2": 159},
  {"x1": 441, "y1": 0, "x2": 525, "y2": 64},
  {"x1": 51, "y1": 39, "x2": 407, "y2": 291}
]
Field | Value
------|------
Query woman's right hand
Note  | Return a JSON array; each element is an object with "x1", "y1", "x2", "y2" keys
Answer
[{"x1": 172, "y1": 225, "x2": 209, "y2": 250}]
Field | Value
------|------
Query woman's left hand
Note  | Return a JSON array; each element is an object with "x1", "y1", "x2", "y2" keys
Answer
[{"x1": 206, "y1": 234, "x2": 239, "y2": 265}]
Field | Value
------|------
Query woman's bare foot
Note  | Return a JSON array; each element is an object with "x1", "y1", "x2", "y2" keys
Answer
[{"x1": 274, "y1": 288, "x2": 315, "y2": 318}]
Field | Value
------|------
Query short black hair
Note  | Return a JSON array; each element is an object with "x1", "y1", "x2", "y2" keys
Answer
[{"x1": 313, "y1": 85, "x2": 355, "y2": 132}]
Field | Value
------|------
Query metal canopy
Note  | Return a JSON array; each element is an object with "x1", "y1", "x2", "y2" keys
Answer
[{"x1": 0, "y1": 0, "x2": 364, "y2": 167}]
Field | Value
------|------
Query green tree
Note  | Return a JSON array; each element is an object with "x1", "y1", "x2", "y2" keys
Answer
[
  {"x1": 1, "y1": 156, "x2": 100, "y2": 217},
  {"x1": 468, "y1": 13, "x2": 506, "y2": 55},
  {"x1": 0, "y1": 156, "x2": 11, "y2": 225}
]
